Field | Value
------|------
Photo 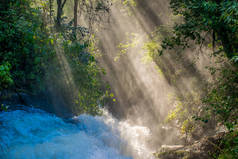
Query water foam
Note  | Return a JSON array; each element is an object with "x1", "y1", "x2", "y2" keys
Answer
[{"x1": 0, "y1": 108, "x2": 132, "y2": 159}]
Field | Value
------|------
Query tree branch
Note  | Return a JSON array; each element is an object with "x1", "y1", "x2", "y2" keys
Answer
[{"x1": 62, "y1": 0, "x2": 67, "y2": 9}]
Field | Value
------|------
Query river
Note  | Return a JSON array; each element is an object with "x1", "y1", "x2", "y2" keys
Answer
[{"x1": 0, "y1": 106, "x2": 153, "y2": 159}]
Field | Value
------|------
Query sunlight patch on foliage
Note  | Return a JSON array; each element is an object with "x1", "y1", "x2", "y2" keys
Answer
[
  {"x1": 114, "y1": 32, "x2": 139, "y2": 62},
  {"x1": 142, "y1": 40, "x2": 161, "y2": 63}
]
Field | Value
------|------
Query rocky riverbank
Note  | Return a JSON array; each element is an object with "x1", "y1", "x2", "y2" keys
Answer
[{"x1": 155, "y1": 132, "x2": 226, "y2": 159}]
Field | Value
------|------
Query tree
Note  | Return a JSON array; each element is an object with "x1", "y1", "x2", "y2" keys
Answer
[
  {"x1": 56, "y1": 0, "x2": 67, "y2": 29},
  {"x1": 160, "y1": 0, "x2": 238, "y2": 59},
  {"x1": 49, "y1": 0, "x2": 53, "y2": 23},
  {"x1": 73, "y1": 0, "x2": 79, "y2": 39},
  {"x1": 159, "y1": 1, "x2": 238, "y2": 157},
  {"x1": 0, "y1": 0, "x2": 53, "y2": 91}
]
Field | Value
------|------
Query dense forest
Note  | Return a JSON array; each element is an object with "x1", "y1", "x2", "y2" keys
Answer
[
  {"x1": 157, "y1": 1, "x2": 238, "y2": 158},
  {"x1": 0, "y1": 0, "x2": 238, "y2": 159},
  {"x1": 0, "y1": 0, "x2": 113, "y2": 115}
]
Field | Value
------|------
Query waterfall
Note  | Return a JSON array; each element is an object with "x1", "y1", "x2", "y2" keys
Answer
[{"x1": 0, "y1": 107, "x2": 153, "y2": 159}]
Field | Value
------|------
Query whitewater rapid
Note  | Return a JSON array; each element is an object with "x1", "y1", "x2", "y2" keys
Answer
[{"x1": 0, "y1": 107, "x2": 153, "y2": 159}]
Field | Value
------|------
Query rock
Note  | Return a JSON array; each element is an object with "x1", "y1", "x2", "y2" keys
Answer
[
  {"x1": 160, "y1": 145, "x2": 184, "y2": 152},
  {"x1": 155, "y1": 133, "x2": 226, "y2": 159},
  {"x1": 0, "y1": 90, "x2": 74, "y2": 118}
]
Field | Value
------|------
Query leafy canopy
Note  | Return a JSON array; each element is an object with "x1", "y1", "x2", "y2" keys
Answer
[
  {"x1": 161, "y1": 0, "x2": 238, "y2": 59},
  {"x1": 0, "y1": 0, "x2": 53, "y2": 91}
]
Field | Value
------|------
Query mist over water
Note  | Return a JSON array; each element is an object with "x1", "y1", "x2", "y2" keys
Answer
[
  {"x1": 95, "y1": 0, "x2": 211, "y2": 151},
  {"x1": 0, "y1": 1, "x2": 214, "y2": 158},
  {"x1": 0, "y1": 107, "x2": 154, "y2": 159},
  {"x1": 97, "y1": 0, "x2": 179, "y2": 148}
]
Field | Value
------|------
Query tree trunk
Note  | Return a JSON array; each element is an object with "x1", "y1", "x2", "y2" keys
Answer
[
  {"x1": 73, "y1": 0, "x2": 79, "y2": 40},
  {"x1": 56, "y1": 0, "x2": 67, "y2": 31},
  {"x1": 49, "y1": 0, "x2": 53, "y2": 23},
  {"x1": 56, "y1": 0, "x2": 62, "y2": 29},
  {"x1": 218, "y1": 28, "x2": 233, "y2": 58}
]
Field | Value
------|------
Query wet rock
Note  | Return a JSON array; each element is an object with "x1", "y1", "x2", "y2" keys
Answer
[{"x1": 0, "y1": 91, "x2": 73, "y2": 118}]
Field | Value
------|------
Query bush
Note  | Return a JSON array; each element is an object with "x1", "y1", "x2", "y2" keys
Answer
[
  {"x1": 0, "y1": 63, "x2": 13, "y2": 90},
  {"x1": 0, "y1": 0, "x2": 53, "y2": 91},
  {"x1": 202, "y1": 64, "x2": 238, "y2": 132}
]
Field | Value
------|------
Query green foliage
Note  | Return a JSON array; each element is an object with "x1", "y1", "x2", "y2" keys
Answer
[
  {"x1": 0, "y1": 104, "x2": 8, "y2": 111},
  {"x1": 114, "y1": 33, "x2": 139, "y2": 61},
  {"x1": 202, "y1": 65, "x2": 238, "y2": 132},
  {"x1": 143, "y1": 0, "x2": 238, "y2": 157},
  {"x1": 158, "y1": 0, "x2": 238, "y2": 156},
  {"x1": 54, "y1": 0, "x2": 113, "y2": 115},
  {"x1": 0, "y1": 63, "x2": 13, "y2": 90},
  {"x1": 0, "y1": 0, "x2": 111, "y2": 115},
  {"x1": 142, "y1": 30, "x2": 162, "y2": 63},
  {"x1": 121, "y1": 0, "x2": 136, "y2": 7},
  {"x1": 161, "y1": 0, "x2": 238, "y2": 59},
  {"x1": 0, "y1": 0, "x2": 53, "y2": 91},
  {"x1": 166, "y1": 94, "x2": 202, "y2": 138},
  {"x1": 63, "y1": 38, "x2": 109, "y2": 115},
  {"x1": 112, "y1": 0, "x2": 136, "y2": 15},
  {"x1": 211, "y1": 131, "x2": 238, "y2": 159}
]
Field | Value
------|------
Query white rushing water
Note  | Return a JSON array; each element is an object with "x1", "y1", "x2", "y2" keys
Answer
[{"x1": 0, "y1": 107, "x2": 154, "y2": 159}]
